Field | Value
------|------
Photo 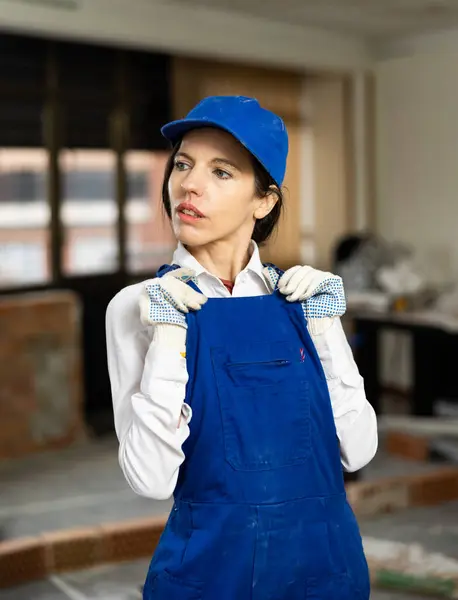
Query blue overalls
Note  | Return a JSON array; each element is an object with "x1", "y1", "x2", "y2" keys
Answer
[{"x1": 143, "y1": 265, "x2": 370, "y2": 600}]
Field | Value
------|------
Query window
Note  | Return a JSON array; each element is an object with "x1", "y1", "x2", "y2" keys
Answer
[
  {"x1": 69, "y1": 236, "x2": 117, "y2": 274},
  {"x1": 0, "y1": 148, "x2": 50, "y2": 287},
  {"x1": 64, "y1": 171, "x2": 114, "y2": 202},
  {"x1": 0, "y1": 242, "x2": 46, "y2": 284},
  {"x1": 60, "y1": 149, "x2": 118, "y2": 275},
  {"x1": 0, "y1": 170, "x2": 45, "y2": 203},
  {"x1": 125, "y1": 151, "x2": 175, "y2": 273}
]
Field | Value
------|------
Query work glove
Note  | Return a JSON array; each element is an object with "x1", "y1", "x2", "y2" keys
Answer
[
  {"x1": 277, "y1": 265, "x2": 346, "y2": 317},
  {"x1": 263, "y1": 264, "x2": 346, "y2": 334},
  {"x1": 139, "y1": 267, "x2": 207, "y2": 350}
]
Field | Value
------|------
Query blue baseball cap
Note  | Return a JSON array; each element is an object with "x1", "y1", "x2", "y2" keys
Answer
[{"x1": 161, "y1": 96, "x2": 288, "y2": 186}]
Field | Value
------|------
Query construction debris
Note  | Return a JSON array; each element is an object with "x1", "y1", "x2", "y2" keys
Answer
[{"x1": 364, "y1": 536, "x2": 458, "y2": 597}]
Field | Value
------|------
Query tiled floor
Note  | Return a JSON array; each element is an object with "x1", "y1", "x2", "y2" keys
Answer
[
  {"x1": 0, "y1": 434, "x2": 455, "y2": 599},
  {"x1": 0, "y1": 434, "x2": 437, "y2": 540},
  {"x1": 0, "y1": 437, "x2": 172, "y2": 540}
]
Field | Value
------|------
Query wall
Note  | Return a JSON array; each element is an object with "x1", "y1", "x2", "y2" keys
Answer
[
  {"x1": 0, "y1": 0, "x2": 370, "y2": 72},
  {"x1": 298, "y1": 71, "x2": 375, "y2": 271},
  {"x1": 375, "y1": 46, "x2": 458, "y2": 283},
  {"x1": 305, "y1": 75, "x2": 353, "y2": 270},
  {"x1": 373, "y1": 34, "x2": 458, "y2": 392}
]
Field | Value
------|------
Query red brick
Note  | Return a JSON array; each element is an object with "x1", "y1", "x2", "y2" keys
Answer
[
  {"x1": 100, "y1": 516, "x2": 166, "y2": 563},
  {"x1": 347, "y1": 467, "x2": 458, "y2": 518},
  {"x1": 0, "y1": 537, "x2": 48, "y2": 588},
  {"x1": 347, "y1": 477, "x2": 410, "y2": 517},
  {"x1": 385, "y1": 431, "x2": 429, "y2": 461},
  {"x1": 409, "y1": 468, "x2": 458, "y2": 506},
  {"x1": 42, "y1": 527, "x2": 104, "y2": 573}
]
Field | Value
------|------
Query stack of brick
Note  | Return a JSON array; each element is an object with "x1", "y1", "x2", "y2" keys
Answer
[
  {"x1": 0, "y1": 290, "x2": 86, "y2": 460},
  {"x1": 346, "y1": 467, "x2": 458, "y2": 517},
  {"x1": 0, "y1": 517, "x2": 166, "y2": 588}
]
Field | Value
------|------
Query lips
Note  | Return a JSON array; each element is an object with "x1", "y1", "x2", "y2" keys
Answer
[{"x1": 176, "y1": 202, "x2": 205, "y2": 219}]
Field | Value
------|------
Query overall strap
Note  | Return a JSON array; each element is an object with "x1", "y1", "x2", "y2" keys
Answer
[
  {"x1": 262, "y1": 262, "x2": 284, "y2": 292},
  {"x1": 156, "y1": 263, "x2": 203, "y2": 294},
  {"x1": 156, "y1": 263, "x2": 180, "y2": 278}
]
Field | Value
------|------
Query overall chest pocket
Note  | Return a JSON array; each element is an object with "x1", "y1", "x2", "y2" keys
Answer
[{"x1": 212, "y1": 342, "x2": 311, "y2": 471}]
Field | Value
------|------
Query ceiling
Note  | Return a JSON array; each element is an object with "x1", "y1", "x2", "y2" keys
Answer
[{"x1": 168, "y1": 0, "x2": 458, "y2": 37}]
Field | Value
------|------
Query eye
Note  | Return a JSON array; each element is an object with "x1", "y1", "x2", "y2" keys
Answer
[
  {"x1": 214, "y1": 168, "x2": 231, "y2": 180},
  {"x1": 174, "y1": 160, "x2": 190, "y2": 171}
]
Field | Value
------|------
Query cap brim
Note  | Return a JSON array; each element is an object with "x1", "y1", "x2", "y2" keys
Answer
[{"x1": 161, "y1": 118, "x2": 238, "y2": 146}]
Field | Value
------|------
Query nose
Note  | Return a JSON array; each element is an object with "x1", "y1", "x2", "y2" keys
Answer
[{"x1": 180, "y1": 167, "x2": 205, "y2": 196}]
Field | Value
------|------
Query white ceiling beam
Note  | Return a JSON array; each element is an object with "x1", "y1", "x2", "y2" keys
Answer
[{"x1": 0, "y1": 0, "x2": 372, "y2": 71}]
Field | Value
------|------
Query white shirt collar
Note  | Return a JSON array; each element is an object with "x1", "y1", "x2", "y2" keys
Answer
[{"x1": 171, "y1": 240, "x2": 266, "y2": 282}]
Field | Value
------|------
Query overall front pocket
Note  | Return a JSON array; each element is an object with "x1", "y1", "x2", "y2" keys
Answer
[{"x1": 212, "y1": 342, "x2": 311, "y2": 471}]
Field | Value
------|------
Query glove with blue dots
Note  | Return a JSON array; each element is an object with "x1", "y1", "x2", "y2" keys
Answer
[
  {"x1": 263, "y1": 264, "x2": 346, "y2": 320},
  {"x1": 139, "y1": 268, "x2": 207, "y2": 330}
]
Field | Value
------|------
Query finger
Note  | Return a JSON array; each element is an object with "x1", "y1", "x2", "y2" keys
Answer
[
  {"x1": 183, "y1": 289, "x2": 207, "y2": 311},
  {"x1": 164, "y1": 277, "x2": 192, "y2": 311},
  {"x1": 167, "y1": 275, "x2": 191, "y2": 293},
  {"x1": 289, "y1": 269, "x2": 328, "y2": 300},
  {"x1": 187, "y1": 303, "x2": 202, "y2": 311},
  {"x1": 163, "y1": 287, "x2": 189, "y2": 313},
  {"x1": 287, "y1": 276, "x2": 313, "y2": 302},
  {"x1": 186, "y1": 297, "x2": 208, "y2": 311},
  {"x1": 281, "y1": 266, "x2": 310, "y2": 296},
  {"x1": 295, "y1": 272, "x2": 324, "y2": 301},
  {"x1": 173, "y1": 299, "x2": 189, "y2": 313},
  {"x1": 186, "y1": 288, "x2": 207, "y2": 304},
  {"x1": 278, "y1": 265, "x2": 301, "y2": 290}
]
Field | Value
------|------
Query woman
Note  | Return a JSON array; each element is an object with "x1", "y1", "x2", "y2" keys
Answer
[{"x1": 106, "y1": 96, "x2": 377, "y2": 600}]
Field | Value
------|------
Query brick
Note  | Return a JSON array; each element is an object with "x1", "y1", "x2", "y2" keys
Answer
[
  {"x1": 409, "y1": 468, "x2": 458, "y2": 507},
  {"x1": 347, "y1": 467, "x2": 458, "y2": 519},
  {"x1": 42, "y1": 527, "x2": 104, "y2": 573},
  {"x1": 347, "y1": 478, "x2": 410, "y2": 517},
  {"x1": 0, "y1": 291, "x2": 85, "y2": 460},
  {"x1": 385, "y1": 431, "x2": 429, "y2": 462},
  {"x1": 0, "y1": 537, "x2": 48, "y2": 588},
  {"x1": 100, "y1": 516, "x2": 166, "y2": 563}
]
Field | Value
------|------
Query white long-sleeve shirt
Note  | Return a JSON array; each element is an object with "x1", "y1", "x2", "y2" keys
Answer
[{"x1": 106, "y1": 242, "x2": 378, "y2": 499}]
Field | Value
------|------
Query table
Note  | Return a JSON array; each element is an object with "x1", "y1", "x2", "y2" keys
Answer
[{"x1": 350, "y1": 309, "x2": 458, "y2": 416}]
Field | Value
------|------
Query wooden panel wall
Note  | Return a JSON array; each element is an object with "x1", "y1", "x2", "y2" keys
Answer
[{"x1": 305, "y1": 74, "x2": 354, "y2": 270}]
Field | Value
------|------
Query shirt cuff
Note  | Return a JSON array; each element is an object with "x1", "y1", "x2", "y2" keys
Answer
[
  {"x1": 307, "y1": 317, "x2": 334, "y2": 336},
  {"x1": 153, "y1": 324, "x2": 187, "y2": 353}
]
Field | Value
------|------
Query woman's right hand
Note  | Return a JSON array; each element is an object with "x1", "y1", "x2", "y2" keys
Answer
[{"x1": 139, "y1": 268, "x2": 207, "y2": 330}]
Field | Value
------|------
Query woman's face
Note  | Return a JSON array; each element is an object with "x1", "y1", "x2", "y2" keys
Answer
[{"x1": 168, "y1": 128, "x2": 274, "y2": 248}]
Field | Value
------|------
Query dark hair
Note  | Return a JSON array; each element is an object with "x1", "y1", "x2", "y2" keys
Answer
[{"x1": 161, "y1": 140, "x2": 284, "y2": 245}]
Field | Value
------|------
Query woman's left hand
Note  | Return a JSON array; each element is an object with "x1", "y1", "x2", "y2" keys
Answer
[
  {"x1": 278, "y1": 265, "x2": 339, "y2": 302},
  {"x1": 277, "y1": 265, "x2": 346, "y2": 318}
]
